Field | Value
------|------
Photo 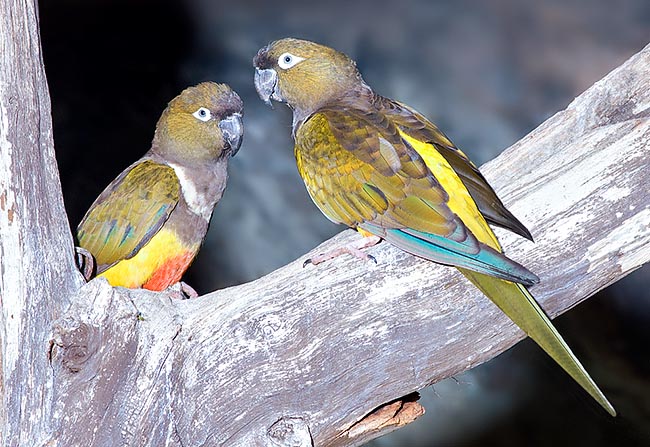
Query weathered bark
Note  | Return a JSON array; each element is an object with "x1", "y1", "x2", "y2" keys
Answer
[
  {"x1": 1, "y1": 2, "x2": 649, "y2": 446},
  {"x1": 50, "y1": 44, "x2": 650, "y2": 446},
  {"x1": 0, "y1": 1, "x2": 85, "y2": 446}
]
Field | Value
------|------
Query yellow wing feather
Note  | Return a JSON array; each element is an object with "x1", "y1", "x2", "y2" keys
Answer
[
  {"x1": 400, "y1": 132, "x2": 501, "y2": 251},
  {"x1": 401, "y1": 130, "x2": 616, "y2": 416}
]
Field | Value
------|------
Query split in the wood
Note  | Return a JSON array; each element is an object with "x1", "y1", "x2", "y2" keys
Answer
[{"x1": 345, "y1": 392, "x2": 425, "y2": 439}]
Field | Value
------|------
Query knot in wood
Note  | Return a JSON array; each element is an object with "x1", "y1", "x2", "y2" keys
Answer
[
  {"x1": 267, "y1": 416, "x2": 313, "y2": 447},
  {"x1": 55, "y1": 321, "x2": 100, "y2": 373},
  {"x1": 234, "y1": 313, "x2": 287, "y2": 342},
  {"x1": 258, "y1": 313, "x2": 284, "y2": 339}
]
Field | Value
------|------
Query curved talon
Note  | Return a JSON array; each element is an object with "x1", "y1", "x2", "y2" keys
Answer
[
  {"x1": 180, "y1": 281, "x2": 199, "y2": 299},
  {"x1": 303, "y1": 235, "x2": 381, "y2": 266},
  {"x1": 302, "y1": 258, "x2": 313, "y2": 268},
  {"x1": 166, "y1": 281, "x2": 199, "y2": 299},
  {"x1": 75, "y1": 246, "x2": 95, "y2": 281}
]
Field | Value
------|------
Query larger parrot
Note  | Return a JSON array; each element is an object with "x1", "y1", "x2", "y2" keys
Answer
[
  {"x1": 253, "y1": 38, "x2": 615, "y2": 415},
  {"x1": 77, "y1": 82, "x2": 243, "y2": 293}
]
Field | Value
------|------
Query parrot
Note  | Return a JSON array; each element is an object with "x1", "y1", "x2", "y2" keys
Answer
[
  {"x1": 253, "y1": 38, "x2": 615, "y2": 416},
  {"x1": 76, "y1": 82, "x2": 243, "y2": 294}
]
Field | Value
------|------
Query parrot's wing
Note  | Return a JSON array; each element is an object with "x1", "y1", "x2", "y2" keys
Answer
[
  {"x1": 296, "y1": 108, "x2": 537, "y2": 285},
  {"x1": 378, "y1": 97, "x2": 533, "y2": 241},
  {"x1": 77, "y1": 160, "x2": 180, "y2": 273}
]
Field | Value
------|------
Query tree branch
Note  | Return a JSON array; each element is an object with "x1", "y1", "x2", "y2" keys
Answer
[
  {"x1": 0, "y1": 1, "x2": 84, "y2": 445},
  {"x1": 49, "y1": 43, "x2": 650, "y2": 446},
  {"x1": 1, "y1": 2, "x2": 648, "y2": 444}
]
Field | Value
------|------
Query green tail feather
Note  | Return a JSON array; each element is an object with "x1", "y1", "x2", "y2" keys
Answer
[{"x1": 459, "y1": 268, "x2": 616, "y2": 416}]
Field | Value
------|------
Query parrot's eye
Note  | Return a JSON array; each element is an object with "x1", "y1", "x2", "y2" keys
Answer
[
  {"x1": 277, "y1": 52, "x2": 305, "y2": 70},
  {"x1": 193, "y1": 107, "x2": 212, "y2": 122}
]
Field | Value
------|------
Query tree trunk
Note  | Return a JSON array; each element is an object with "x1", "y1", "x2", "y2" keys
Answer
[
  {"x1": 1, "y1": 2, "x2": 649, "y2": 446},
  {"x1": 0, "y1": 1, "x2": 85, "y2": 446}
]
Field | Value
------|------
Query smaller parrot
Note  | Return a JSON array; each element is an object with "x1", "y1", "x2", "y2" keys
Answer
[
  {"x1": 253, "y1": 38, "x2": 615, "y2": 415},
  {"x1": 77, "y1": 82, "x2": 243, "y2": 294}
]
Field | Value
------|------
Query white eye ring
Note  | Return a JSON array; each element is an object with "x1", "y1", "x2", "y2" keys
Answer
[
  {"x1": 278, "y1": 52, "x2": 305, "y2": 69},
  {"x1": 193, "y1": 107, "x2": 211, "y2": 122}
]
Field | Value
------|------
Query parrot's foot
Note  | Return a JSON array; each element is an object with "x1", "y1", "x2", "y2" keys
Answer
[
  {"x1": 166, "y1": 281, "x2": 199, "y2": 299},
  {"x1": 180, "y1": 281, "x2": 199, "y2": 298},
  {"x1": 75, "y1": 246, "x2": 95, "y2": 281},
  {"x1": 304, "y1": 235, "x2": 382, "y2": 267}
]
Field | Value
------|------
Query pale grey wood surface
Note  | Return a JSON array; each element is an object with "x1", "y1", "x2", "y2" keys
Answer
[
  {"x1": 1, "y1": 2, "x2": 649, "y2": 445},
  {"x1": 0, "y1": 1, "x2": 85, "y2": 446},
  {"x1": 51, "y1": 43, "x2": 650, "y2": 446}
]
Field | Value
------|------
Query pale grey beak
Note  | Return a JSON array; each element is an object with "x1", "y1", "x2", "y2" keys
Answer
[
  {"x1": 254, "y1": 68, "x2": 280, "y2": 106},
  {"x1": 219, "y1": 113, "x2": 243, "y2": 156}
]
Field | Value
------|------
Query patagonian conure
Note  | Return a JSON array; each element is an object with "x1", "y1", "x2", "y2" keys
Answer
[
  {"x1": 253, "y1": 38, "x2": 615, "y2": 415},
  {"x1": 77, "y1": 82, "x2": 243, "y2": 294}
]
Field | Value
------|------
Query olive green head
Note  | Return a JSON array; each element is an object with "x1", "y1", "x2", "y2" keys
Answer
[
  {"x1": 153, "y1": 82, "x2": 243, "y2": 163},
  {"x1": 253, "y1": 38, "x2": 364, "y2": 115}
]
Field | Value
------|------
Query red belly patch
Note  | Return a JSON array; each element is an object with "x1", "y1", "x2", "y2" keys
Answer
[{"x1": 143, "y1": 251, "x2": 195, "y2": 291}]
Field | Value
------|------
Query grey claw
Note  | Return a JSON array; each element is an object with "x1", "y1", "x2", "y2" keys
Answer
[{"x1": 75, "y1": 246, "x2": 95, "y2": 281}]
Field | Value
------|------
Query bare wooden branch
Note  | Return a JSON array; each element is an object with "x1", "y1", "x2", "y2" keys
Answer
[
  {"x1": 48, "y1": 43, "x2": 650, "y2": 447},
  {"x1": 1, "y1": 1, "x2": 649, "y2": 445},
  {"x1": 0, "y1": 1, "x2": 85, "y2": 446}
]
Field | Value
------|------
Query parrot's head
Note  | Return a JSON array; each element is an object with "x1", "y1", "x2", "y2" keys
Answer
[
  {"x1": 254, "y1": 38, "x2": 366, "y2": 116},
  {"x1": 153, "y1": 82, "x2": 244, "y2": 163}
]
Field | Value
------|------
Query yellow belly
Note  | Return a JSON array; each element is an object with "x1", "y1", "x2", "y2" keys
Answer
[{"x1": 98, "y1": 227, "x2": 196, "y2": 290}]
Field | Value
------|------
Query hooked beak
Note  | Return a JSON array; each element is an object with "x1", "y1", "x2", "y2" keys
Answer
[
  {"x1": 254, "y1": 68, "x2": 281, "y2": 106},
  {"x1": 219, "y1": 113, "x2": 243, "y2": 156}
]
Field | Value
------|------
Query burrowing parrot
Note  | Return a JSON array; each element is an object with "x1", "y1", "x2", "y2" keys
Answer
[
  {"x1": 253, "y1": 38, "x2": 615, "y2": 415},
  {"x1": 77, "y1": 82, "x2": 243, "y2": 294}
]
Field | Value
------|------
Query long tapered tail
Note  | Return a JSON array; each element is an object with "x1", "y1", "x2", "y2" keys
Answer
[{"x1": 459, "y1": 268, "x2": 616, "y2": 416}]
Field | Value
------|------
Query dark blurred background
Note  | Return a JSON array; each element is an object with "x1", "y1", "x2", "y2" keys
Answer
[{"x1": 40, "y1": 0, "x2": 650, "y2": 445}]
